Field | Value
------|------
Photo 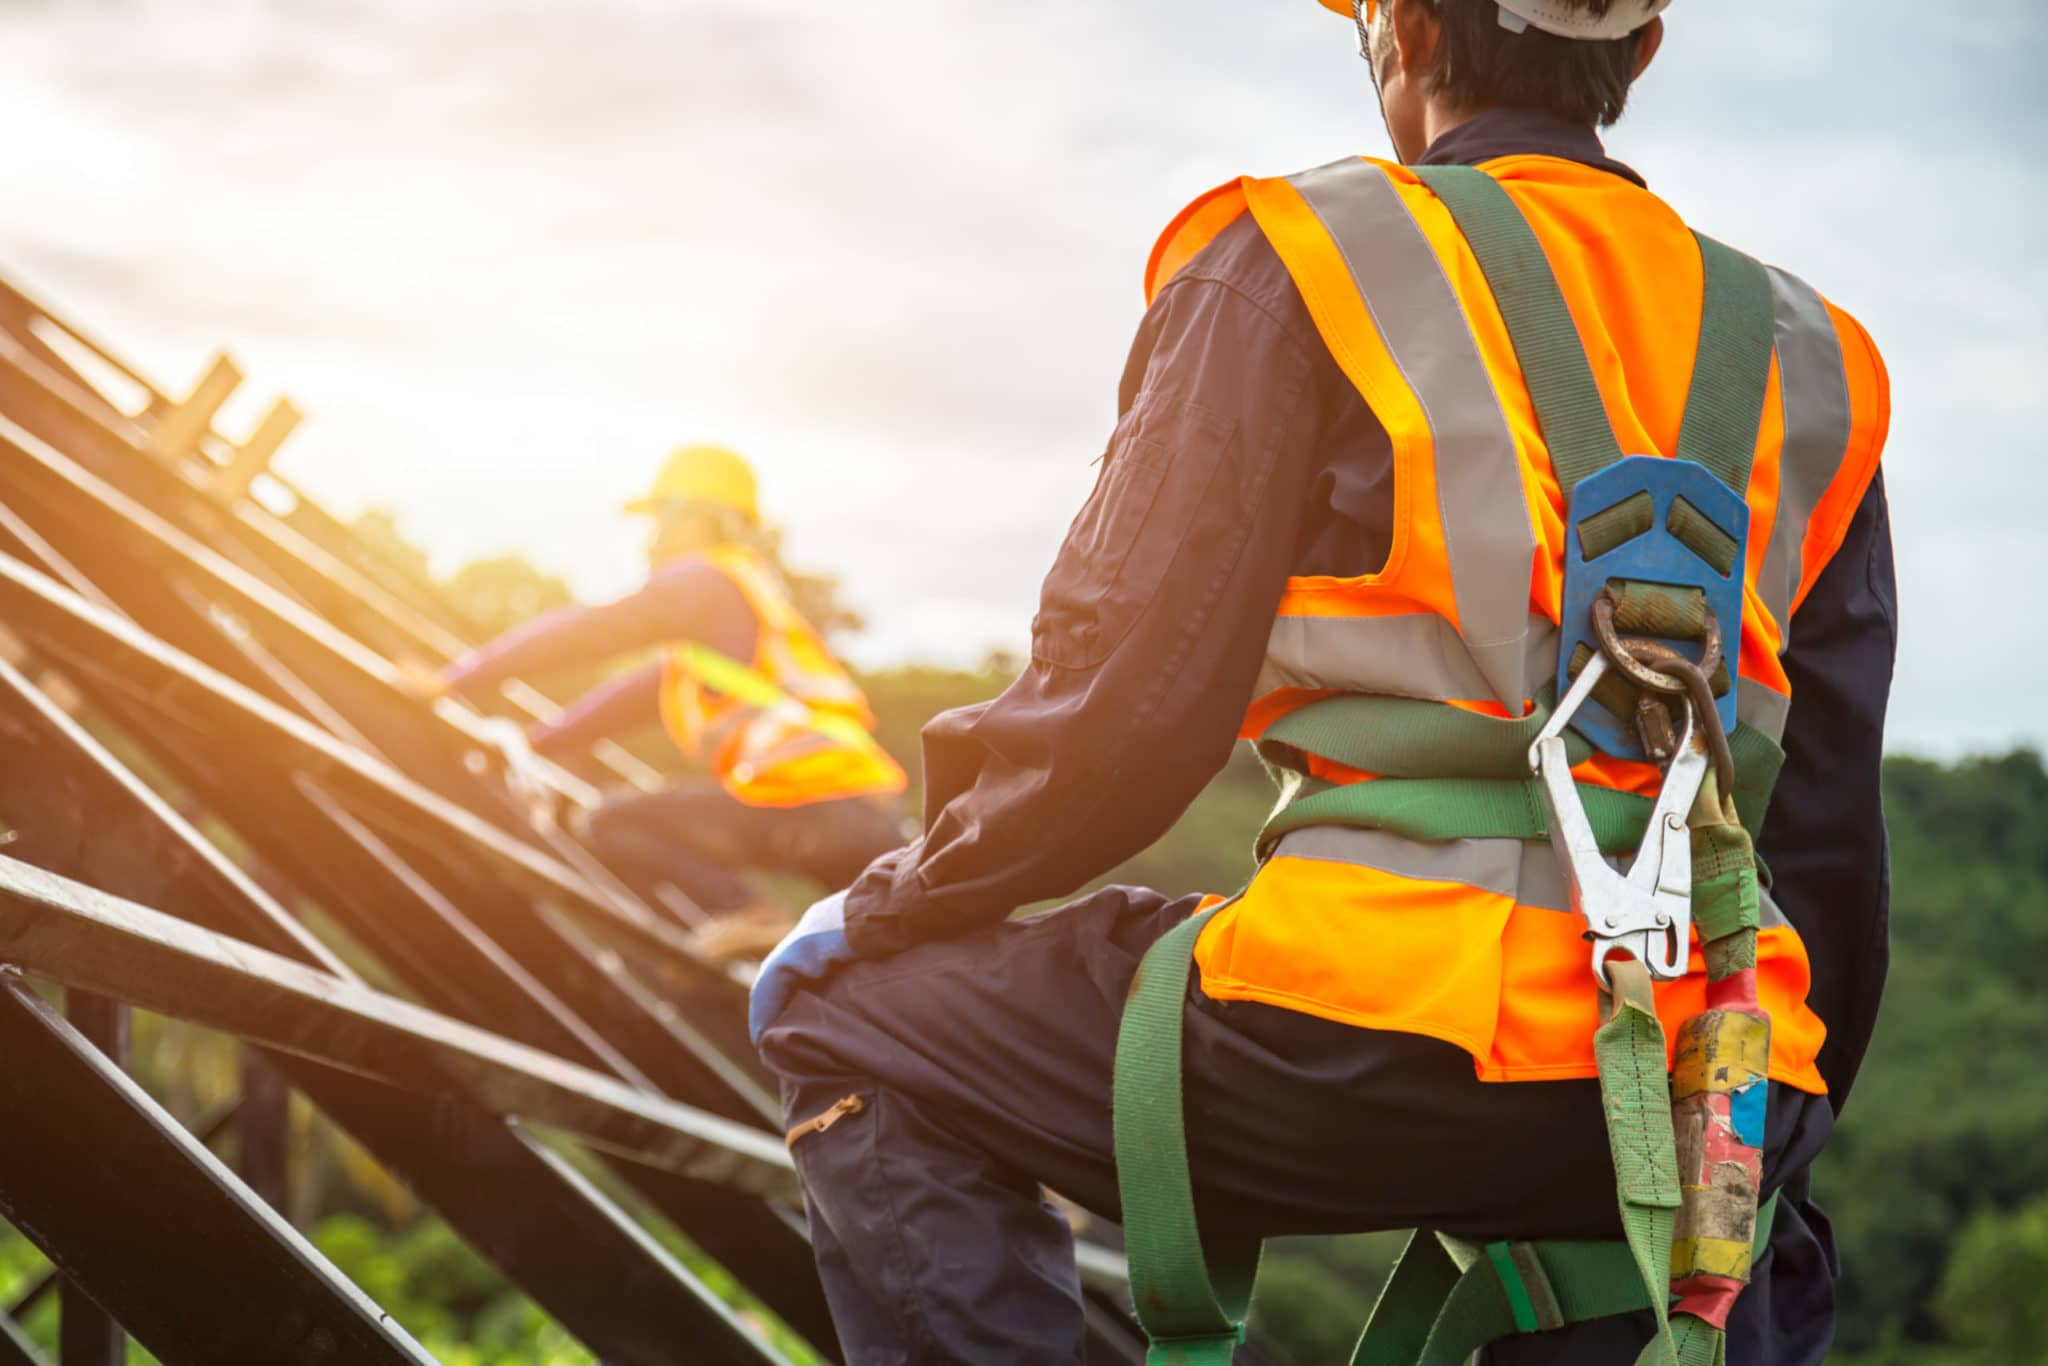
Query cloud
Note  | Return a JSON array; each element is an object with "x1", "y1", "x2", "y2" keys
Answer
[{"x1": 0, "y1": 0, "x2": 2037, "y2": 754}]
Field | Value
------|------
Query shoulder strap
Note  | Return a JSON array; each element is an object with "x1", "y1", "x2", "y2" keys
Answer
[
  {"x1": 1415, "y1": 167, "x2": 1777, "y2": 500},
  {"x1": 1675, "y1": 233, "x2": 1776, "y2": 495},
  {"x1": 1414, "y1": 165, "x2": 1623, "y2": 495}
]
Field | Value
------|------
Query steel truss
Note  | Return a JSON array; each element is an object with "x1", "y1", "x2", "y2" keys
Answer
[{"x1": 0, "y1": 277, "x2": 1143, "y2": 1365}]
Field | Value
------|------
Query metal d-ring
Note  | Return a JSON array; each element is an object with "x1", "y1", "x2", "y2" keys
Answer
[{"x1": 1591, "y1": 591, "x2": 1725, "y2": 697}]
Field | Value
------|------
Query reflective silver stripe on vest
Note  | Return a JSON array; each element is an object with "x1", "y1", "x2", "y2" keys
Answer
[
  {"x1": 1737, "y1": 676, "x2": 1793, "y2": 745},
  {"x1": 1256, "y1": 611, "x2": 1559, "y2": 707},
  {"x1": 1757, "y1": 266, "x2": 1853, "y2": 649},
  {"x1": 1273, "y1": 826, "x2": 1569, "y2": 907},
  {"x1": 1284, "y1": 160, "x2": 1537, "y2": 711},
  {"x1": 1270, "y1": 825, "x2": 1791, "y2": 929}
]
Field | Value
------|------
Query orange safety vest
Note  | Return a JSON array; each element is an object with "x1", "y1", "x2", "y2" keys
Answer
[
  {"x1": 1149, "y1": 156, "x2": 1888, "y2": 1093},
  {"x1": 656, "y1": 544, "x2": 907, "y2": 809}
]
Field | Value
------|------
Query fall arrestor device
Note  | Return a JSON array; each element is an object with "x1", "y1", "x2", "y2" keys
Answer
[{"x1": 1535, "y1": 452, "x2": 1775, "y2": 1335}]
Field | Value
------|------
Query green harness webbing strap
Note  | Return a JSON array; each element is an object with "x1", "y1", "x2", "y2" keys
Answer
[
  {"x1": 1413, "y1": 165, "x2": 1622, "y2": 495},
  {"x1": 1675, "y1": 234, "x2": 1777, "y2": 496},
  {"x1": 1257, "y1": 685, "x2": 1593, "y2": 782},
  {"x1": 1113, "y1": 903, "x2": 1261, "y2": 1365},
  {"x1": 1593, "y1": 960, "x2": 1691, "y2": 1366},
  {"x1": 1414, "y1": 167, "x2": 1778, "y2": 504},
  {"x1": 1113, "y1": 906, "x2": 1781, "y2": 1366},
  {"x1": 1264, "y1": 772, "x2": 1658, "y2": 858},
  {"x1": 1255, "y1": 716, "x2": 1785, "y2": 863},
  {"x1": 1348, "y1": 1199, "x2": 1779, "y2": 1366}
]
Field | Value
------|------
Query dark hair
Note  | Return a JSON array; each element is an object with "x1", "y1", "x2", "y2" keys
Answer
[{"x1": 1423, "y1": 0, "x2": 1654, "y2": 127}]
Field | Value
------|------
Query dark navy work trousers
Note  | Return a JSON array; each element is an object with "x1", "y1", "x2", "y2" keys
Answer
[{"x1": 758, "y1": 886, "x2": 1842, "y2": 1366}]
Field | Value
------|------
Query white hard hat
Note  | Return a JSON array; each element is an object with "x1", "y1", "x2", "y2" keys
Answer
[
  {"x1": 1320, "y1": 0, "x2": 1671, "y2": 42},
  {"x1": 1493, "y1": 0, "x2": 1672, "y2": 40}
]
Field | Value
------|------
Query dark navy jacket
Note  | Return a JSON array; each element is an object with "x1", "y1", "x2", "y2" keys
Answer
[{"x1": 842, "y1": 109, "x2": 1898, "y2": 1113}]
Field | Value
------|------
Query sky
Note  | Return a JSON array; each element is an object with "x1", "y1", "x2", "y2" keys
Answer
[{"x1": 0, "y1": 0, "x2": 2042, "y2": 756}]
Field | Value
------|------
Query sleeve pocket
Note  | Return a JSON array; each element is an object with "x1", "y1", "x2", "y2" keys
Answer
[{"x1": 1031, "y1": 394, "x2": 1238, "y2": 671}]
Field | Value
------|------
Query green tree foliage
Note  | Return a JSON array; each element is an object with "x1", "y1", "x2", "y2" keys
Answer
[
  {"x1": 0, "y1": 1230, "x2": 53, "y2": 1345},
  {"x1": 441, "y1": 555, "x2": 575, "y2": 641},
  {"x1": 346, "y1": 505, "x2": 578, "y2": 645},
  {"x1": 348, "y1": 506, "x2": 435, "y2": 588},
  {"x1": 1830, "y1": 1194, "x2": 2048, "y2": 1366},
  {"x1": 752, "y1": 524, "x2": 864, "y2": 641},
  {"x1": 856, "y1": 664, "x2": 1008, "y2": 798},
  {"x1": 856, "y1": 662, "x2": 1271, "y2": 900},
  {"x1": 311, "y1": 1215, "x2": 594, "y2": 1364},
  {"x1": 1931, "y1": 1194, "x2": 2048, "y2": 1363},
  {"x1": 1250, "y1": 1234, "x2": 1406, "y2": 1366},
  {"x1": 1823, "y1": 751, "x2": 2048, "y2": 1355}
]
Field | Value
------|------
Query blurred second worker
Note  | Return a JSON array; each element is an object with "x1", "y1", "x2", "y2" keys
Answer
[{"x1": 438, "y1": 444, "x2": 908, "y2": 947}]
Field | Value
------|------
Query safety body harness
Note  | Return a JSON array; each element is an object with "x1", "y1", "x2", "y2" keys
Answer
[{"x1": 1112, "y1": 165, "x2": 1783, "y2": 1366}]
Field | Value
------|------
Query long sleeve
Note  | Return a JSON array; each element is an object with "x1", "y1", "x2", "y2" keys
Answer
[
  {"x1": 443, "y1": 556, "x2": 756, "y2": 698},
  {"x1": 529, "y1": 660, "x2": 664, "y2": 756},
  {"x1": 1755, "y1": 471, "x2": 1899, "y2": 1114},
  {"x1": 842, "y1": 250, "x2": 1335, "y2": 959}
]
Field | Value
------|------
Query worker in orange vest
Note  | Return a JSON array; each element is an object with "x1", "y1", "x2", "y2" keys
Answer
[
  {"x1": 438, "y1": 445, "x2": 907, "y2": 940},
  {"x1": 750, "y1": 2, "x2": 1895, "y2": 1362}
]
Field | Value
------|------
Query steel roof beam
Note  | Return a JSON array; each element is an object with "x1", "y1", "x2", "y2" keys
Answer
[
  {"x1": 0, "y1": 541, "x2": 706, "y2": 974},
  {"x1": 0, "y1": 666, "x2": 822, "y2": 1358},
  {"x1": 0, "y1": 852, "x2": 795, "y2": 1197},
  {"x1": 0, "y1": 977, "x2": 438, "y2": 1366},
  {"x1": 284, "y1": 1057, "x2": 789, "y2": 1366}
]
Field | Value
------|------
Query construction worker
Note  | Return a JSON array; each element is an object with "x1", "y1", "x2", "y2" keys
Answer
[
  {"x1": 436, "y1": 444, "x2": 908, "y2": 933},
  {"x1": 751, "y1": 2, "x2": 1895, "y2": 1363}
]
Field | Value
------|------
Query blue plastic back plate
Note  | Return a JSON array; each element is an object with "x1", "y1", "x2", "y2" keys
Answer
[{"x1": 1556, "y1": 455, "x2": 1749, "y2": 760}]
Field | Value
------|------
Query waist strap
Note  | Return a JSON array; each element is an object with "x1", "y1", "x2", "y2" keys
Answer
[{"x1": 1256, "y1": 690, "x2": 1786, "y2": 863}]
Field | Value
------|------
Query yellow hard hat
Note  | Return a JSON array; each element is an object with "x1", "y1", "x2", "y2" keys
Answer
[{"x1": 624, "y1": 444, "x2": 759, "y2": 523}]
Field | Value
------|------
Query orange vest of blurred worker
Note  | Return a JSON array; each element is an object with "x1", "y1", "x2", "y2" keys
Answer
[
  {"x1": 1147, "y1": 155, "x2": 1888, "y2": 1093},
  {"x1": 657, "y1": 543, "x2": 907, "y2": 809}
]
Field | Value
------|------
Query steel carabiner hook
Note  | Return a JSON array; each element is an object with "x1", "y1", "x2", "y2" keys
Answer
[{"x1": 1530, "y1": 654, "x2": 1709, "y2": 988}]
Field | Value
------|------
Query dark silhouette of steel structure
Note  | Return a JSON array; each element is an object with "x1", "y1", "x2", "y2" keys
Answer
[{"x1": 0, "y1": 278, "x2": 1142, "y2": 1365}]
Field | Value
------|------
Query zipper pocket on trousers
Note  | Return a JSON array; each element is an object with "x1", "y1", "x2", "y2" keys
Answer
[{"x1": 785, "y1": 1094, "x2": 865, "y2": 1150}]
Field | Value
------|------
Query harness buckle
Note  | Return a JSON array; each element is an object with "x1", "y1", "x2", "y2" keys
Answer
[{"x1": 1528, "y1": 654, "x2": 1709, "y2": 988}]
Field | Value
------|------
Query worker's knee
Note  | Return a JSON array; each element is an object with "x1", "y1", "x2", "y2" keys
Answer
[{"x1": 754, "y1": 963, "x2": 870, "y2": 1085}]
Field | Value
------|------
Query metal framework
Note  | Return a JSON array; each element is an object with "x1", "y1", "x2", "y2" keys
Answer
[{"x1": 0, "y1": 277, "x2": 1142, "y2": 1364}]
